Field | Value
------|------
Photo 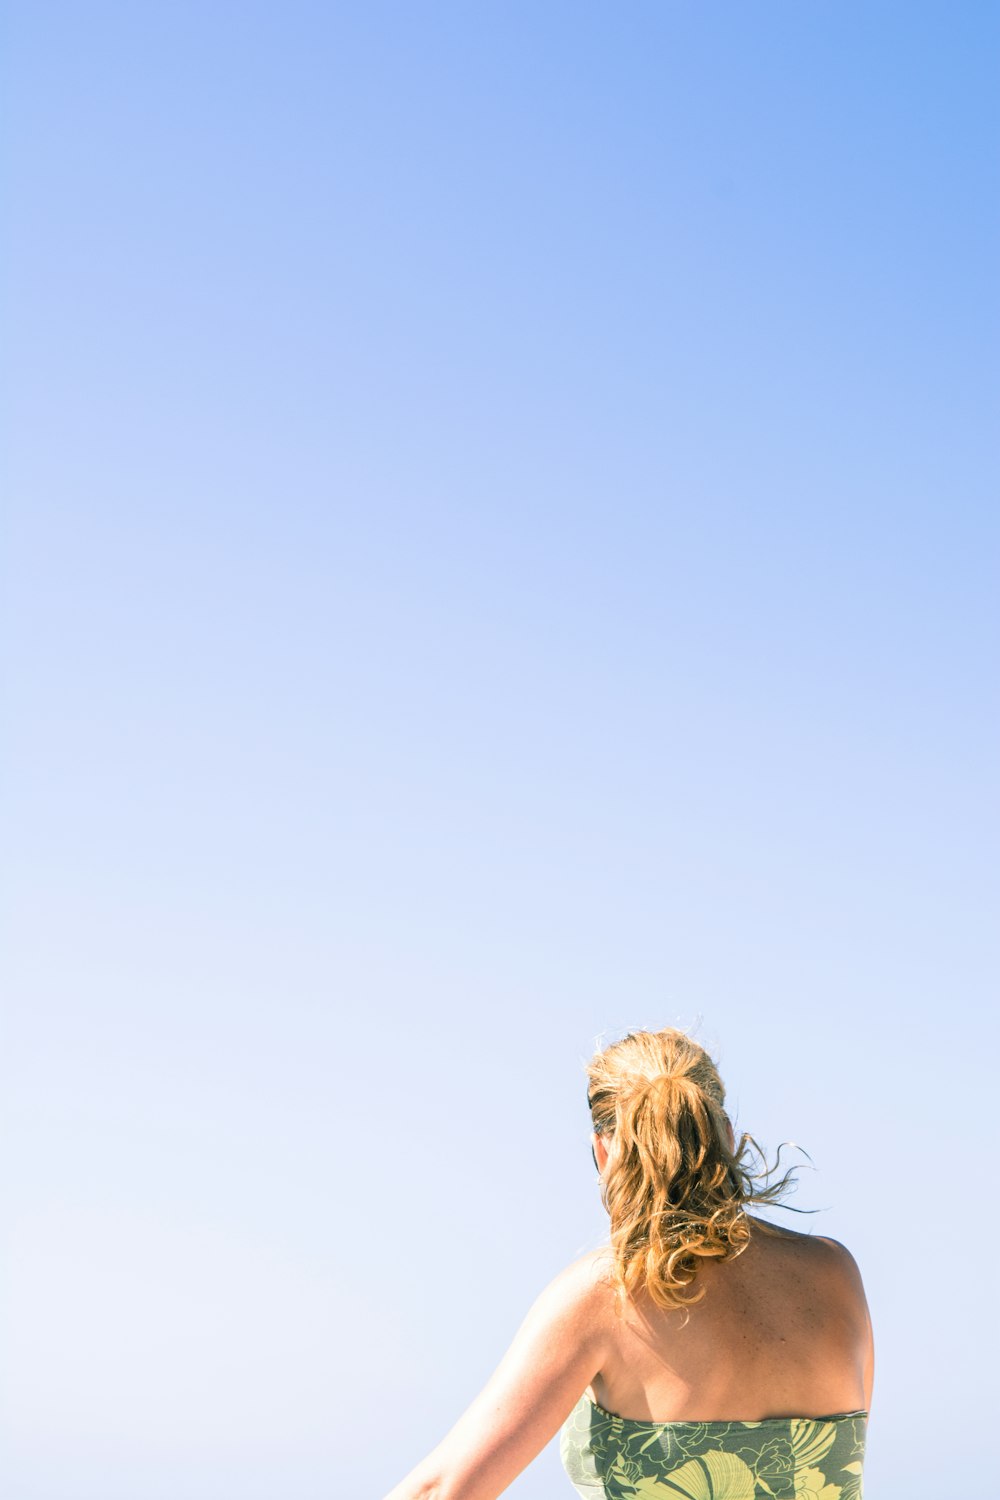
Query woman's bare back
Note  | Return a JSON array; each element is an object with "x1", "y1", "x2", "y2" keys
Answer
[{"x1": 589, "y1": 1219, "x2": 873, "y2": 1422}]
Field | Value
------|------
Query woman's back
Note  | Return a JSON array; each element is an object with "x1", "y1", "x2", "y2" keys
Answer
[
  {"x1": 588, "y1": 1220, "x2": 871, "y2": 1422},
  {"x1": 561, "y1": 1222, "x2": 871, "y2": 1500}
]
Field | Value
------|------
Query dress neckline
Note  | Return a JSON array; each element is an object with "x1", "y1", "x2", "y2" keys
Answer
[{"x1": 583, "y1": 1393, "x2": 868, "y2": 1428}]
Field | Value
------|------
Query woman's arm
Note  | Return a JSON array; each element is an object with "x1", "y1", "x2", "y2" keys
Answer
[{"x1": 382, "y1": 1251, "x2": 610, "y2": 1500}]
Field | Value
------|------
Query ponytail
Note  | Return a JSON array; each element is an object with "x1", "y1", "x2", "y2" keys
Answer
[{"x1": 587, "y1": 1029, "x2": 797, "y2": 1312}]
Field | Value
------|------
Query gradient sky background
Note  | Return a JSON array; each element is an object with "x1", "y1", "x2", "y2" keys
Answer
[{"x1": 2, "y1": 4, "x2": 998, "y2": 1498}]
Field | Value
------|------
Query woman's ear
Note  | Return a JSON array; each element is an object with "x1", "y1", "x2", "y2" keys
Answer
[{"x1": 592, "y1": 1132, "x2": 610, "y2": 1174}]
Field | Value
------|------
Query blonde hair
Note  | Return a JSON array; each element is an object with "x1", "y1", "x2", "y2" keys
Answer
[{"x1": 586, "y1": 1027, "x2": 798, "y2": 1313}]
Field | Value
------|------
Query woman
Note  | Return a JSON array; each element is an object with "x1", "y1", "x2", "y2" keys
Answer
[{"x1": 384, "y1": 1027, "x2": 873, "y2": 1500}]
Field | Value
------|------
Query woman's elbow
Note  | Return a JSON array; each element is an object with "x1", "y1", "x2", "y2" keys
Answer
[{"x1": 382, "y1": 1468, "x2": 447, "y2": 1500}]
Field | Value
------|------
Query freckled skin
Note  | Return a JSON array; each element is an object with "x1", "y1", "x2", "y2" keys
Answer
[{"x1": 588, "y1": 1218, "x2": 873, "y2": 1421}]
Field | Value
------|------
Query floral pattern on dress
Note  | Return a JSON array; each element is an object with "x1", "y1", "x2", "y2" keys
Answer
[{"x1": 560, "y1": 1396, "x2": 866, "y2": 1500}]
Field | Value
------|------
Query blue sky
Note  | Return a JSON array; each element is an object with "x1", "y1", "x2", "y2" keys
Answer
[{"x1": 2, "y1": 4, "x2": 998, "y2": 1498}]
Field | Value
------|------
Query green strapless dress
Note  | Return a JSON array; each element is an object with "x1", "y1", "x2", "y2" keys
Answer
[{"x1": 560, "y1": 1394, "x2": 867, "y2": 1499}]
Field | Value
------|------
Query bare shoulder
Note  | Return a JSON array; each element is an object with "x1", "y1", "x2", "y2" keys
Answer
[
  {"x1": 545, "y1": 1247, "x2": 615, "y2": 1302},
  {"x1": 811, "y1": 1235, "x2": 868, "y2": 1292},
  {"x1": 752, "y1": 1219, "x2": 856, "y2": 1257},
  {"x1": 532, "y1": 1249, "x2": 615, "y2": 1329},
  {"x1": 770, "y1": 1224, "x2": 869, "y2": 1316},
  {"x1": 809, "y1": 1236, "x2": 868, "y2": 1315},
  {"x1": 751, "y1": 1220, "x2": 867, "y2": 1286}
]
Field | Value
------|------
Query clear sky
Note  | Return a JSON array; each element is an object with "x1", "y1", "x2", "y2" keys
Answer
[{"x1": 2, "y1": 4, "x2": 997, "y2": 1498}]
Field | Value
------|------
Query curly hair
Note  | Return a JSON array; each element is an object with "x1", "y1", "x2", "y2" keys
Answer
[{"x1": 586, "y1": 1027, "x2": 799, "y2": 1313}]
